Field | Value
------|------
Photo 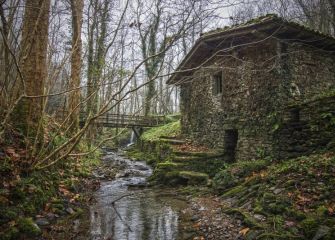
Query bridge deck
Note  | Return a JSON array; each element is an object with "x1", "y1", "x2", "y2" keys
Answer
[
  {"x1": 81, "y1": 113, "x2": 166, "y2": 128},
  {"x1": 56, "y1": 111, "x2": 166, "y2": 128}
]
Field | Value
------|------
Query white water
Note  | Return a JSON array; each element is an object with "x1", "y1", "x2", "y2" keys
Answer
[{"x1": 127, "y1": 131, "x2": 136, "y2": 147}]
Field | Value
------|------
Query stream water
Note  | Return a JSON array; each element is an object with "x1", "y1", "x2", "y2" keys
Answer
[{"x1": 89, "y1": 151, "x2": 189, "y2": 240}]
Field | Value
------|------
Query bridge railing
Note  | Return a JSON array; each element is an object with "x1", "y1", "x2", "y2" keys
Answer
[
  {"x1": 93, "y1": 113, "x2": 166, "y2": 127},
  {"x1": 54, "y1": 111, "x2": 166, "y2": 127}
]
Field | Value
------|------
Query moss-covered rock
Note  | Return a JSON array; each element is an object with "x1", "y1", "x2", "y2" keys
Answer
[
  {"x1": 285, "y1": 208, "x2": 306, "y2": 221},
  {"x1": 222, "y1": 185, "x2": 247, "y2": 197},
  {"x1": 17, "y1": 217, "x2": 41, "y2": 237},
  {"x1": 223, "y1": 208, "x2": 264, "y2": 228},
  {"x1": 178, "y1": 171, "x2": 209, "y2": 185},
  {"x1": 300, "y1": 217, "x2": 319, "y2": 238},
  {"x1": 156, "y1": 162, "x2": 180, "y2": 171},
  {"x1": 0, "y1": 207, "x2": 18, "y2": 224},
  {"x1": 213, "y1": 159, "x2": 270, "y2": 191}
]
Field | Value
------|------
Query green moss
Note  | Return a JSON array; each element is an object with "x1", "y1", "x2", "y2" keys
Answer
[
  {"x1": 126, "y1": 147, "x2": 163, "y2": 165},
  {"x1": 0, "y1": 159, "x2": 13, "y2": 174},
  {"x1": 213, "y1": 159, "x2": 270, "y2": 191},
  {"x1": 51, "y1": 203, "x2": 65, "y2": 210},
  {"x1": 271, "y1": 215, "x2": 285, "y2": 228},
  {"x1": 11, "y1": 187, "x2": 25, "y2": 200},
  {"x1": 223, "y1": 208, "x2": 264, "y2": 228},
  {"x1": 178, "y1": 171, "x2": 209, "y2": 185},
  {"x1": 300, "y1": 217, "x2": 318, "y2": 238},
  {"x1": 0, "y1": 227, "x2": 19, "y2": 240},
  {"x1": 149, "y1": 169, "x2": 183, "y2": 186},
  {"x1": 285, "y1": 208, "x2": 306, "y2": 221},
  {"x1": 21, "y1": 202, "x2": 36, "y2": 215},
  {"x1": 210, "y1": 152, "x2": 335, "y2": 239},
  {"x1": 316, "y1": 205, "x2": 329, "y2": 217},
  {"x1": 222, "y1": 185, "x2": 247, "y2": 197},
  {"x1": 0, "y1": 208, "x2": 18, "y2": 224},
  {"x1": 17, "y1": 217, "x2": 41, "y2": 237},
  {"x1": 165, "y1": 114, "x2": 181, "y2": 122},
  {"x1": 164, "y1": 171, "x2": 185, "y2": 185},
  {"x1": 156, "y1": 162, "x2": 179, "y2": 171},
  {"x1": 141, "y1": 120, "x2": 180, "y2": 141}
]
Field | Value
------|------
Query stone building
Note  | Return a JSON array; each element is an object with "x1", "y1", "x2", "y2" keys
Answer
[{"x1": 167, "y1": 15, "x2": 335, "y2": 162}]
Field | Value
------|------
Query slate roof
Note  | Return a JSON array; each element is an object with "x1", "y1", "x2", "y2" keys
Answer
[{"x1": 167, "y1": 14, "x2": 335, "y2": 85}]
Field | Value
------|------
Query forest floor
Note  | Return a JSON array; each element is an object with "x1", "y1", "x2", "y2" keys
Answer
[
  {"x1": 126, "y1": 118, "x2": 335, "y2": 240},
  {"x1": 178, "y1": 151, "x2": 335, "y2": 240},
  {"x1": 181, "y1": 193, "x2": 244, "y2": 240},
  {"x1": 1, "y1": 120, "x2": 334, "y2": 240},
  {"x1": 0, "y1": 127, "x2": 113, "y2": 240}
]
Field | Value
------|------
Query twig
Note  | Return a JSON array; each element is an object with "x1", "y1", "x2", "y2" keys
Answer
[{"x1": 111, "y1": 194, "x2": 133, "y2": 232}]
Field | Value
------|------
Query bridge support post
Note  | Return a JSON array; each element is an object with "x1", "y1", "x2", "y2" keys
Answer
[{"x1": 132, "y1": 127, "x2": 143, "y2": 139}]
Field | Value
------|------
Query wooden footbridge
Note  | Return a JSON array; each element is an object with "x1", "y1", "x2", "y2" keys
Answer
[
  {"x1": 56, "y1": 111, "x2": 166, "y2": 129},
  {"x1": 80, "y1": 113, "x2": 166, "y2": 128}
]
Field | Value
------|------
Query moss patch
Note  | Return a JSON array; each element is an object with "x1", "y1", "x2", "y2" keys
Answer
[
  {"x1": 141, "y1": 120, "x2": 181, "y2": 141},
  {"x1": 179, "y1": 171, "x2": 209, "y2": 185},
  {"x1": 213, "y1": 152, "x2": 335, "y2": 239},
  {"x1": 17, "y1": 217, "x2": 41, "y2": 237}
]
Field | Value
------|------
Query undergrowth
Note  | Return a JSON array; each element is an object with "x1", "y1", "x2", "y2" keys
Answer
[
  {"x1": 213, "y1": 152, "x2": 335, "y2": 239},
  {"x1": 0, "y1": 125, "x2": 101, "y2": 239}
]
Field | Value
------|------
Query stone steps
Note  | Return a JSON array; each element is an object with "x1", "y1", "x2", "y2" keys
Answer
[
  {"x1": 154, "y1": 162, "x2": 209, "y2": 186},
  {"x1": 158, "y1": 138, "x2": 186, "y2": 145},
  {"x1": 173, "y1": 150, "x2": 224, "y2": 158}
]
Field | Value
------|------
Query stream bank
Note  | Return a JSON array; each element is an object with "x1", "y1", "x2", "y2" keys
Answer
[{"x1": 43, "y1": 148, "x2": 245, "y2": 240}]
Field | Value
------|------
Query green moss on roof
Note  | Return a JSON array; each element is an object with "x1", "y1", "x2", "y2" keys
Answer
[
  {"x1": 201, "y1": 14, "x2": 279, "y2": 37},
  {"x1": 200, "y1": 13, "x2": 335, "y2": 41}
]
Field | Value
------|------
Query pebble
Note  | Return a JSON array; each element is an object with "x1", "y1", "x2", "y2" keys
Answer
[
  {"x1": 273, "y1": 188, "x2": 283, "y2": 194},
  {"x1": 253, "y1": 214, "x2": 266, "y2": 221},
  {"x1": 35, "y1": 218, "x2": 50, "y2": 226},
  {"x1": 184, "y1": 198, "x2": 243, "y2": 240},
  {"x1": 46, "y1": 212, "x2": 56, "y2": 221},
  {"x1": 66, "y1": 207, "x2": 75, "y2": 215}
]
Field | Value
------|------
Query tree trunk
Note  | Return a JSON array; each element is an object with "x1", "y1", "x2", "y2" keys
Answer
[
  {"x1": 68, "y1": 0, "x2": 84, "y2": 134},
  {"x1": 328, "y1": 0, "x2": 335, "y2": 35},
  {"x1": 14, "y1": 0, "x2": 50, "y2": 144}
]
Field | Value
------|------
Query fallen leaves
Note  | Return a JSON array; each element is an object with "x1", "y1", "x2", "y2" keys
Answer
[
  {"x1": 5, "y1": 147, "x2": 20, "y2": 160},
  {"x1": 239, "y1": 227, "x2": 250, "y2": 236},
  {"x1": 193, "y1": 236, "x2": 205, "y2": 240},
  {"x1": 174, "y1": 142, "x2": 210, "y2": 153},
  {"x1": 58, "y1": 185, "x2": 71, "y2": 197},
  {"x1": 193, "y1": 222, "x2": 201, "y2": 230},
  {"x1": 296, "y1": 194, "x2": 313, "y2": 208}
]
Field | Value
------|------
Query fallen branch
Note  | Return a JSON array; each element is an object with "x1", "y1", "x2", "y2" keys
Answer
[{"x1": 111, "y1": 194, "x2": 133, "y2": 232}]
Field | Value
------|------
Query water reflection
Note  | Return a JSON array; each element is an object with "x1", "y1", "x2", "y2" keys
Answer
[{"x1": 90, "y1": 152, "x2": 185, "y2": 240}]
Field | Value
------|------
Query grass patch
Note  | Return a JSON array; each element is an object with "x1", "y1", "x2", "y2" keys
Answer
[{"x1": 141, "y1": 120, "x2": 181, "y2": 141}]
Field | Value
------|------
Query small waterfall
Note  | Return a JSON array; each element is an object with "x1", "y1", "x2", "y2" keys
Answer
[{"x1": 127, "y1": 131, "x2": 136, "y2": 147}]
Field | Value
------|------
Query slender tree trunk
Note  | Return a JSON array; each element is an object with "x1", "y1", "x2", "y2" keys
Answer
[
  {"x1": 328, "y1": 0, "x2": 335, "y2": 35},
  {"x1": 86, "y1": 0, "x2": 108, "y2": 144},
  {"x1": 68, "y1": 0, "x2": 84, "y2": 133},
  {"x1": 0, "y1": 2, "x2": 10, "y2": 107},
  {"x1": 14, "y1": 0, "x2": 50, "y2": 145},
  {"x1": 86, "y1": 0, "x2": 98, "y2": 118}
]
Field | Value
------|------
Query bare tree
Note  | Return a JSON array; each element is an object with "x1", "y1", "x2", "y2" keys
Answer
[
  {"x1": 68, "y1": 0, "x2": 84, "y2": 133},
  {"x1": 13, "y1": 0, "x2": 50, "y2": 146}
]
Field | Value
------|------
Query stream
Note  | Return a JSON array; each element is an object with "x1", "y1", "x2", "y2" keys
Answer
[{"x1": 89, "y1": 150, "x2": 189, "y2": 240}]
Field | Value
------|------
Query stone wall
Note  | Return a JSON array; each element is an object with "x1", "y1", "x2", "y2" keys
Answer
[
  {"x1": 273, "y1": 95, "x2": 335, "y2": 160},
  {"x1": 180, "y1": 37, "x2": 335, "y2": 162}
]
